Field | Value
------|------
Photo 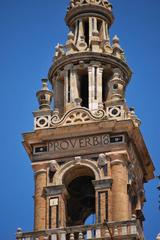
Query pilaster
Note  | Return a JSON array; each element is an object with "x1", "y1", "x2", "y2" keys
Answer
[
  {"x1": 93, "y1": 179, "x2": 112, "y2": 224},
  {"x1": 34, "y1": 169, "x2": 47, "y2": 231},
  {"x1": 110, "y1": 152, "x2": 130, "y2": 221},
  {"x1": 45, "y1": 185, "x2": 67, "y2": 229}
]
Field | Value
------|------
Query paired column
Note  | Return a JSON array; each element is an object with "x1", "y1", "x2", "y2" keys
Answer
[
  {"x1": 88, "y1": 66, "x2": 103, "y2": 111},
  {"x1": 64, "y1": 67, "x2": 80, "y2": 111}
]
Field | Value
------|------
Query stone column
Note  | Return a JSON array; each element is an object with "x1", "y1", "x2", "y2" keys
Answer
[
  {"x1": 64, "y1": 69, "x2": 69, "y2": 105},
  {"x1": 78, "y1": 19, "x2": 84, "y2": 41},
  {"x1": 88, "y1": 66, "x2": 103, "y2": 111},
  {"x1": 110, "y1": 153, "x2": 129, "y2": 221},
  {"x1": 54, "y1": 73, "x2": 64, "y2": 116},
  {"x1": 64, "y1": 67, "x2": 74, "y2": 112},
  {"x1": 34, "y1": 169, "x2": 47, "y2": 231},
  {"x1": 105, "y1": 22, "x2": 110, "y2": 42},
  {"x1": 97, "y1": 67, "x2": 103, "y2": 106},
  {"x1": 74, "y1": 20, "x2": 79, "y2": 44},
  {"x1": 77, "y1": 19, "x2": 87, "y2": 50},
  {"x1": 89, "y1": 17, "x2": 93, "y2": 45},
  {"x1": 102, "y1": 21, "x2": 107, "y2": 41},
  {"x1": 70, "y1": 68, "x2": 80, "y2": 105},
  {"x1": 88, "y1": 66, "x2": 94, "y2": 110}
]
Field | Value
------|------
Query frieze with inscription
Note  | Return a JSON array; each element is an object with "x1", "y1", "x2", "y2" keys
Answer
[
  {"x1": 33, "y1": 134, "x2": 125, "y2": 155},
  {"x1": 49, "y1": 134, "x2": 110, "y2": 153}
]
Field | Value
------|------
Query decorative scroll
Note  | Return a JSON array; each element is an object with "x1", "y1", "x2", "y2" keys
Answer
[
  {"x1": 51, "y1": 108, "x2": 106, "y2": 127},
  {"x1": 34, "y1": 104, "x2": 133, "y2": 130},
  {"x1": 34, "y1": 107, "x2": 106, "y2": 130}
]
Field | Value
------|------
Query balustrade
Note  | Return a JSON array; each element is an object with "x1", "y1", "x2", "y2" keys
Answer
[{"x1": 16, "y1": 220, "x2": 144, "y2": 240}]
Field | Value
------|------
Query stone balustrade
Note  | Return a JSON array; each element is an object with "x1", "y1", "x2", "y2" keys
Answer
[{"x1": 16, "y1": 220, "x2": 144, "y2": 240}]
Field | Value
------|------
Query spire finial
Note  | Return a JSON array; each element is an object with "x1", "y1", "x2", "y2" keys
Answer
[
  {"x1": 41, "y1": 78, "x2": 49, "y2": 90},
  {"x1": 113, "y1": 35, "x2": 120, "y2": 44},
  {"x1": 36, "y1": 78, "x2": 53, "y2": 110}
]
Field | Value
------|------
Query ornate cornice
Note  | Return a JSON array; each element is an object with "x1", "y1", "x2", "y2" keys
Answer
[
  {"x1": 48, "y1": 52, "x2": 132, "y2": 83},
  {"x1": 68, "y1": 0, "x2": 112, "y2": 10},
  {"x1": 66, "y1": 3, "x2": 114, "y2": 27}
]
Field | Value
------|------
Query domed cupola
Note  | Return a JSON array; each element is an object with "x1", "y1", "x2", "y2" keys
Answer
[{"x1": 48, "y1": 0, "x2": 132, "y2": 117}]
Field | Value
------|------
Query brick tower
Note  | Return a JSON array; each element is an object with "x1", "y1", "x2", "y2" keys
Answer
[{"x1": 17, "y1": 1, "x2": 155, "y2": 239}]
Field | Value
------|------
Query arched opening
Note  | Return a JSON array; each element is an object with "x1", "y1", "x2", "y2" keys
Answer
[
  {"x1": 97, "y1": 19, "x2": 103, "y2": 41},
  {"x1": 102, "y1": 68, "x2": 112, "y2": 104},
  {"x1": 55, "y1": 75, "x2": 64, "y2": 116},
  {"x1": 83, "y1": 18, "x2": 89, "y2": 46},
  {"x1": 78, "y1": 69, "x2": 89, "y2": 108},
  {"x1": 63, "y1": 165, "x2": 95, "y2": 226}
]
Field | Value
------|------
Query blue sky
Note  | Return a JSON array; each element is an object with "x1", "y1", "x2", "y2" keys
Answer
[{"x1": 0, "y1": 0, "x2": 160, "y2": 239}]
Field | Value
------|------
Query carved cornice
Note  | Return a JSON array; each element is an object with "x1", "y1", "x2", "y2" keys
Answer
[
  {"x1": 68, "y1": 0, "x2": 112, "y2": 10},
  {"x1": 48, "y1": 52, "x2": 132, "y2": 83},
  {"x1": 66, "y1": 3, "x2": 114, "y2": 27}
]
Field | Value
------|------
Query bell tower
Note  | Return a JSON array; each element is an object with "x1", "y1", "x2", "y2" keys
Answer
[{"x1": 17, "y1": 1, "x2": 155, "y2": 240}]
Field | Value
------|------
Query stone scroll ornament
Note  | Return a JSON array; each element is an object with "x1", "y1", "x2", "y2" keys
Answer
[
  {"x1": 97, "y1": 153, "x2": 108, "y2": 176},
  {"x1": 69, "y1": 0, "x2": 112, "y2": 9},
  {"x1": 51, "y1": 107, "x2": 106, "y2": 127},
  {"x1": 49, "y1": 161, "x2": 57, "y2": 182}
]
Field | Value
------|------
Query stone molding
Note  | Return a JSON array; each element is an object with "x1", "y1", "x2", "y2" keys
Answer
[
  {"x1": 53, "y1": 158, "x2": 101, "y2": 185},
  {"x1": 45, "y1": 185, "x2": 66, "y2": 197},
  {"x1": 66, "y1": 3, "x2": 113, "y2": 27},
  {"x1": 106, "y1": 151, "x2": 129, "y2": 167},
  {"x1": 110, "y1": 159, "x2": 125, "y2": 167},
  {"x1": 92, "y1": 178, "x2": 113, "y2": 190},
  {"x1": 33, "y1": 105, "x2": 136, "y2": 130},
  {"x1": 34, "y1": 169, "x2": 47, "y2": 176},
  {"x1": 48, "y1": 52, "x2": 132, "y2": 81}
]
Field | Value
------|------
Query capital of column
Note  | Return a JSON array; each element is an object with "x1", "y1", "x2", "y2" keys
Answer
[
  {"x1": 92, "y1": 179, "x2": 113, "y2": 190},
  {"x1": 88, "y1": 66, "x2": 93, "y2": 72},
  {"x1": 111, "y1": 159, "x2": 125, "y2": 167},
  {"x1": 64, "y1": 64, "x2": 74, "y2": 71},
  {"x1": 105, "y1": 151, "x2": 129, "y2": 167},
  {"x1": 45, "y1": 184, "x2": 68, "y2": 197},
  {"x1": 34, "y1": 169, "x2": 47, "y2": 177},
  {"x1": 97, "y1": 67, "x2": 104, "y2": 74}
]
